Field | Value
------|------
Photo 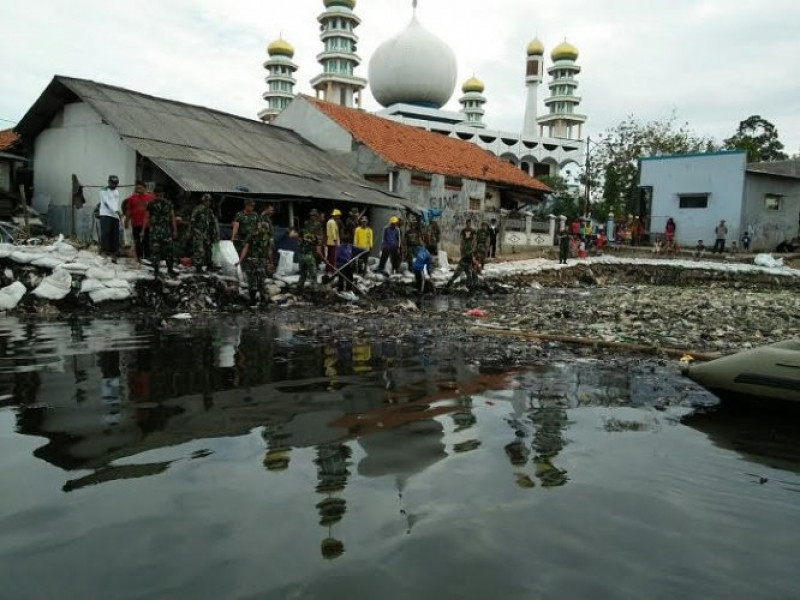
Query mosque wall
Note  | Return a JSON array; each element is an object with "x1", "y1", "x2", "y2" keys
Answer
[{"x1": 274, "y1": 99, "x2": 353, "y2": 154}]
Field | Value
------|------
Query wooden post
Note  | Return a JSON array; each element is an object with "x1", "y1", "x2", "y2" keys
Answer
[{"x1": 18, "y1": 184, "x2": 30, "y2": 239}]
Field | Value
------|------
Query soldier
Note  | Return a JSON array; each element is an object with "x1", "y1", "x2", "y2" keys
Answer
[
  {"x1": 292, "y1": 211, "x2": 323, "y2": 292},
  {"x1": 475, "y1": 221, "x2": 490, "y2": 268},
  {"x1": 231, "y1": 199, "x2": 260, "y2": 256},
  {"x1": 404, "y1": 216, "x2": 423, "y2": 271},
  {"x1": 445, "y1": 227, "x2": 476, "y2": 291},
  {"x1": 426, "y1": 219, "x2": 441, "y2": 255},
  {"x1": 237, "y1": 219, "x2": 271, "y2": 306},
  {"x1": 342, "y1": 207, "x2": 359, "y2": 244},
  {"x1": 143, "y1": 185, "x2": 178, "y2": 278},
  {"x1": 260, "y1": 203, "x2": 276, "y2": 274},
  {"x1": 460, "y1": 218, "x2": 474, "y2": 243},
  {"x1": 190, "y1": 193, "x2": 219, "y2": 273}
]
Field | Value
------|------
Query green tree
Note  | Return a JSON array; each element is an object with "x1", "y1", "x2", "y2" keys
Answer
[
  {"x1": 591, "y1": 113, "x2": 717, "y2": 217},
  {"x1": 536, "y1": 175, "x2": 580, "y2": 221},
  {"x1": 724, "y1": 115, "x2": 788, "y2": 163}
]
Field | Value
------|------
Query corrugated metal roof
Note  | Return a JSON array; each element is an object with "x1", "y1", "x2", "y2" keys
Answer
[
  {"x1": 17, "y1": 76, "x2": 418, "y2": 210},
  {"x1": 746, "y1": 160, "x2": 800, "y2": 180}
]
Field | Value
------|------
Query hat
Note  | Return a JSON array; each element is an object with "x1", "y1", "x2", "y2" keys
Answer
[
  {"x1": 359, "y1": 216, "x2": 367, "y2": 223},
  {"x1": 349, "y1": 207, "x2": 359, "y2": 214},
  {"x1": 332, "y1": 209, "x2": 342, "y2": 217},
  {"x1": 309, "y1": 209, "x2": 319, "y2": 216},
  {"x1": 389, "y1": 216, "x2": 400, "y2": 224}
]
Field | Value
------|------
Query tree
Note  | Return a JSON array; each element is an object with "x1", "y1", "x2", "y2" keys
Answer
[
  {"x1": 590, "y1": 113, "x2": 717, "y2": 217},
  {"x1": 724, "y1": 115, "x2": 788, "y2": 163},
  {"x1": 536, "y1": 174, "x2": 580, "y2": 221}
]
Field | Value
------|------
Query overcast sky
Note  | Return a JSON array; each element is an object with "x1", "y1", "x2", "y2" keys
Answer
[{"x1": 2, "y1": 0, "x2": 799, "y2": 152}]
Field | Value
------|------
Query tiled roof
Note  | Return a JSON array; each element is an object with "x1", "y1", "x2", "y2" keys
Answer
[
  {"x1": 303, "y1": 96, "x2": 551, "y2": 193},
  {"x1": 0, "y1": 129, "x2": 20, "y2": 151}
]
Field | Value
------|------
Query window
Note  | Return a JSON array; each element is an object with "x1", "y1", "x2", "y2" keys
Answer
[
  {"x1": 469, "y1": 197, "x2": 482, "y2": 211},
  {"x1": 679, "y1": 194, "x2": 709, "y2": 209},
  {"x1": 764, "y1": 194, "x2": 783, "y2": 210}
]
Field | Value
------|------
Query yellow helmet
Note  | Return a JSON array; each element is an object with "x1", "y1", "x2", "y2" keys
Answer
[
  {"x1": 332, "y1": 209, "x2": 342, "y2": 217},
  {"x1": 389, "y1": 216, "x2": 400, "y2": 224}
]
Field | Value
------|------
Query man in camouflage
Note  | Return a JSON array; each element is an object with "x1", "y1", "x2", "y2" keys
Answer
[
  {"x1": 404, "y1": 216, "x2": 423, "y2": 271},
  {"x1": 237, "y1": 219, "x2": 271, "y2": 306},
  {"x1": 342, "y1": 207, "x2": 359, "y2": 244},
  {"x1": 143, "y1": 185, "x2": 178, "y2": 278},
  {"x1": 191, "y1": 193, "x2": 219, "y2": 273},
  {"x1": 293, "y1": 210, "x2": 323, "y2": 292},
  {"x1": 475, "y1": 221, "x2": 490, "y2": 269},
  {"x1": 231, "y1": 199, "x2": 260, "y2": 256},
  {"x1": 444, "y1": 226, "x2": 477, "y2": 291},
  {"x1": 260, "y1": 203, "x2": 276, "y2": 274}
]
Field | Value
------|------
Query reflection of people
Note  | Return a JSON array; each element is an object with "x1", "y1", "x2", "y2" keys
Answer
[
  {"x1": 314, "y1": 443, "x2": 351, "y2": 560},
  {"x1": 99, "y1": 351, "x2": 121, "y2": 406}
]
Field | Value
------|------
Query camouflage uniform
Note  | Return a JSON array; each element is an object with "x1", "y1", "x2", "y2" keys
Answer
[
  {"x1": 475, "y1": 224, "x2": 489, "y2": 268},
  {"x1": 233, "y1": 210, "x2": 260, "y2": 255},
  {"x1": 342, "y1": 212, "x2": 359, "y2": 244},
  {"x1": 297, "y1": 220, "x2": 322, "y2": 291},
  {"x1": 261, "y1": 214, "x2": 275, "y2": 273},
  {"x1": 243, "y1": 221, "x2": 270, "y2": 304},
  {"x1": 191, "y1": 203, "x2": 219, "y2": 271},
  {"x1": 445, "y1": 230, "x2": 476, "y2": 290},
  {"x1": 405, "y1": 221, "x2": 422, "y2": 270},
  {"x1": 146, "y1": 197, "x2": 176, "y2": 276}
]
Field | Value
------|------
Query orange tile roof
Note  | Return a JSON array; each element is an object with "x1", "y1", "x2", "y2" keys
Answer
[
  {"x1": 303, "y1": 96, "x2": 551, "y2": 194},
  {"x1": 0, "y1": 129, "x2": 20, "y2": 151}
]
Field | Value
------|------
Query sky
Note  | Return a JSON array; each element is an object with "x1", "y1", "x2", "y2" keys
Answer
[{"x1": 2, "y1": 0, "x2": 799, "y2": 153}]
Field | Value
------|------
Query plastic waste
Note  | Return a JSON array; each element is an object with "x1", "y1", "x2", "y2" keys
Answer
[
  {"x1": 0, "y1": 281, "x2": 26, "y2": 310},
  {"x1": 216, "y1": 240, "x2": 242, "y2": 279},
  {"x1": 32, "y1": 268, "x2": 72, "y2": 300},
  {"x1": 466, "y1": 308, "x2": 488, "y2": 318}
]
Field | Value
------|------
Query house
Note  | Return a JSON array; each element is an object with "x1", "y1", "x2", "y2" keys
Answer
[
  {"x1": 14, "y1": 76, "x2": 417, "y2": 240},
  {"x1": 275, "y1": 95, "x2": 552, "y2": 252},
  {"x1": 0, "y1": 129, "x2": 28, "y2": 219},
  {"x1": 638, "y1": 151, "x2": 800, "y2": 251}
]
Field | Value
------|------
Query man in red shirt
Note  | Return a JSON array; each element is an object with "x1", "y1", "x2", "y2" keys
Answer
[{"x1": 123, "y1": 181, "x2": 154, "y2": 261}]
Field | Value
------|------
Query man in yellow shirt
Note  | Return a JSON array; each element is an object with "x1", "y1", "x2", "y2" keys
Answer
[
  {"x1": 353, "y1": 216, "x2": 374, "y2": 275},
  {"x1": 325, "y1": 209, "x2": 341, "y2": 275}
]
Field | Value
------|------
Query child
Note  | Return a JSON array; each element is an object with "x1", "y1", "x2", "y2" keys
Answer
[
  {"x1": 693, "y1": 239, "x2": 705, "y2": 259},
  {"x1": 741, "y1": 232, "x2": 751, "y2": 252}
]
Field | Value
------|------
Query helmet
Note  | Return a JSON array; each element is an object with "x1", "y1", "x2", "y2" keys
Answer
[
  {"x1": 332, "y1": 209, "x2": 342, "y2": 217},
  {"x1": 389, "y1": 216, "x2": 400, "y2": 224}
]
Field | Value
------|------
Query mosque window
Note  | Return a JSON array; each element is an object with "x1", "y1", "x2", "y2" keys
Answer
[{"x1": 526, "y1": 60, "x2": 539, "y2": 77}]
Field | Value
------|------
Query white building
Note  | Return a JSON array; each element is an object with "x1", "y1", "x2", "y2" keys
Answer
[{"x1": 639, "y1": 151, "x2": 800, "y2": 251}]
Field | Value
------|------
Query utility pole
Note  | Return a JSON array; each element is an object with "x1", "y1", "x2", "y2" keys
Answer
[{"x1": 584, "y1": 136, "x2": 591, "y2": 217}]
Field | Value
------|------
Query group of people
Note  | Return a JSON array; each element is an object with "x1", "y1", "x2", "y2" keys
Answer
[{"x1": 443, "y1": 218, "x2": 498, "y2": 291}]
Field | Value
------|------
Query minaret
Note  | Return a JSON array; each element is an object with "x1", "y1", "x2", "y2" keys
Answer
[
  {"x1": 258, "y1": 38, "x2": 298, "y2": 123},
  {"x1": 522, "y1": 38, "x2": 544, "y2": 137},
  {"x1": 459, "y1": 77, "x2": 487, "y2": 129},
  {"x1": 310, "y1": 0, "x2": 367, "y2": 108},
  {"x1": 537, "y1": 40, "x2": 587, "y2": 140}
]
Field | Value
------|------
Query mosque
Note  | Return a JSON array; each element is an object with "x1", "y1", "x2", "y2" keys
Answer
[{"x1": 258, "y1": 0, "x2": 587, "y2": 183}]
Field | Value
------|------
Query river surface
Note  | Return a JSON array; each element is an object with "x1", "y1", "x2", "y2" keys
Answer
[{"x1": 1, "y1": 315, "x2": 799, "y2": 600}]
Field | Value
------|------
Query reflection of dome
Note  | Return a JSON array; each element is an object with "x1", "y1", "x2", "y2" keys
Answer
[
  {"x1": 461, "y1": 77, "x2": 485, "y2": 94},
  {"x1": 526, "y1": 38, "x2": 545, "y2": 56},
  {"x1": 369, "y1": 16, "x2": 458, "y2": 109},
  {"x1": 552, "y1": 40, "x2": 579, "y2": 61},
  {"x1": 267, "y1": 39, "x2": 294, "y2": 58},
  {"x1": 324, "y1": 0, "x2": 356, "y2": 9}
]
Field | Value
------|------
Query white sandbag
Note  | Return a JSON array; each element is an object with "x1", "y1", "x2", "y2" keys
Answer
[
  {"x1": 275, "y1": 249, "x2": 298, "y2": 276},
  {"x1": 104, "y1": 279, "x2": 132, "y2": 290},
  {"x1": 0, "y1": 244, "x2": 14, "y2": 258},
  {"x1": 754, "y1": 253, "x2": 783, "y2": 268},
  {"x1": 80, "y1": 278, "x2": 106, "y2": 293},
  {"x1": 86, "y1": 266, "x2": 115, "y2": 281},
  {"x1": 32, "y1": 256, "x2": 66, "y2": 269},
  {"x1": 437, "y1": 250, "x2": 450, "y2": 271},
  {"x1": 52, "y1": 240, "x2": 78, "y2": 257},
  {"x1": 277, "y1": 274, "x2": 300, "y2": 285},
  {"x1": 61, "y1": 262, "x2": 90, "y2": 273},
  {"x1": 0, "y1": 281, "x2": 27, "y2": 310},
  {"x1": 10, "y1": 251, "x2": 44, "y2": 264},
  {"x1": 89, "y1": 287, "x2": 132, "y2": 303},
  {"x1": 32, "y1": 268, "x2": 73, "y2": 300},
  {"x1": 217, "y1": 240, "x2": 242, "y2": 279}
]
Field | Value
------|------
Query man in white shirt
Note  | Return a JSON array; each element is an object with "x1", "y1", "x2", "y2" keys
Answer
[{"x1": 98, "y1": 175, "x2": 121, "y2": 261}]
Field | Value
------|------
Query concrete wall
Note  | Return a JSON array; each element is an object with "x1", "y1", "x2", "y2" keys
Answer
[
  {"x1": 273, "y1": 98, "x2": 353, "y2": 154},
  {"x1": 640, "y1": 151, "x2": 746, "y2": 247},
  {"x1": 33, "y1": 102, "x2": 136, "y2": 238},
  {"x1": 742, "y1": 173, "x2": 800, "y2": 251}
]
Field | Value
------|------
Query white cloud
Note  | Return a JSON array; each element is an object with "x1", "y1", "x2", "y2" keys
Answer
[{"x1": 1, "y1": 0, "x2": 799, "y2": 153}]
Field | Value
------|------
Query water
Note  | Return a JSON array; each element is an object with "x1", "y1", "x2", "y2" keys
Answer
[{"x1": 1, "y1": 316, "x2": 799, "y2": 600}]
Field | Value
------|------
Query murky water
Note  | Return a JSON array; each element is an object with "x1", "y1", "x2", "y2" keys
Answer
[{"x1": 1, "y1": 316, "x2": 799, "y2": 600}]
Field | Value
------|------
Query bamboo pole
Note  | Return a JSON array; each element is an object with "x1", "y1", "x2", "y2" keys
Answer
[{"x1": 469, "y1": 326, "x2": 722, "y2": 362}]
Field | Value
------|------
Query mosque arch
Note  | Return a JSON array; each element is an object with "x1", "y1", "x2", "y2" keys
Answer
[
  {"x1": 500, "y1": 152, "x2": 519, "y2": 166},
  {"x1": 520, "y1": 155, "x2": 537, "y2": 177},
  {"x1": 457, "y1": 131, "x2": 475, "y2": 140},
  {"x1": 536, "y1": 157, "x2": 558, "y2": 177}
]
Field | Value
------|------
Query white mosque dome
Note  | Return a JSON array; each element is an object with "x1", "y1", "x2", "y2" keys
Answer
[{"x1": 368, "y1": 16, "x2": 458, "y2": 109}]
